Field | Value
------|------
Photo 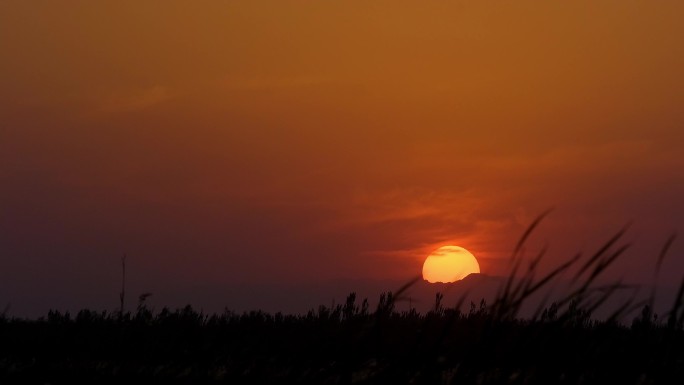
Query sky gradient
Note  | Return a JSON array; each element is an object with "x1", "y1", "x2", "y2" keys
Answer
[{"x1": 1, "y1": 1, "x2": 683, "y2": 317}]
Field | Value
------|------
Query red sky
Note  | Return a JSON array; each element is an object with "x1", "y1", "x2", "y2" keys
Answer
[{"x1": 1, "y1": 1, "x2": 683, "y2": 317}]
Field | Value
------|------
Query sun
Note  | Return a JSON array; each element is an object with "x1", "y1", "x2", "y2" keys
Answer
[{"x1": 422, "y1": 245, "x2": 480, "y2": 283}]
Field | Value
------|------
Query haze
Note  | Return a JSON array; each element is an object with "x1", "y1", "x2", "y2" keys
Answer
[{"x1": 1, "y1": 1, "x2": 683, "y2": 317}]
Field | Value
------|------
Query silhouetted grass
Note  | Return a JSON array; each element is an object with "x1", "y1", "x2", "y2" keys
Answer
[{"x1": 0, "y1": 215, "x2": 682, "y2": 384}]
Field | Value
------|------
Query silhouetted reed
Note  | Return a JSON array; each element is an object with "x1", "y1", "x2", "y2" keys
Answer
[{"x1": 0, "y1": 214, "x2": 682, "y2": 384}]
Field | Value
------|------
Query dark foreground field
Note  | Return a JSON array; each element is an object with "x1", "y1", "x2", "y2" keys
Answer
[
  {"x1": 1, "y1": 293, "x2": 683, "y2": 385},
  {"x1": 2, "y1": 219, "x2": 681, "y2": 384}
]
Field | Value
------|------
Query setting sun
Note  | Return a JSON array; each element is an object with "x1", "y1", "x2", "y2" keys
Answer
[{"x1": 422, "y1": 246, "x2": 480, "y2": 283}]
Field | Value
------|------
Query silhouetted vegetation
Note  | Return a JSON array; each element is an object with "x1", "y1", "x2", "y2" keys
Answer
[
  {"x1": 2, "y1": 295, "x2": 684, "y2": 384},
  {"x1": 1, "y1": 214, "x2": 682, "y2": 384}
]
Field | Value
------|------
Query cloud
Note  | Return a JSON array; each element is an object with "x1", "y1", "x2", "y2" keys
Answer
[
  {"x1": 223, "y1": 75, "x2": 330, "y2": 90},
  {"x1": 95, "y1": 86, "x2": 174, "y2": 114}
]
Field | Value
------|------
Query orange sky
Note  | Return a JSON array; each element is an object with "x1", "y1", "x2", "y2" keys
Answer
[{"x1": 1, "y1": 1, "x2": 683, "y2": 316}]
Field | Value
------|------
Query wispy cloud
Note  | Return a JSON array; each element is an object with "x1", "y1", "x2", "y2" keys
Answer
[
  {"x1": 223, "y1": 75, "x2": 330, "y2": 90},
  {"x1": 94, "y1": 86, "x2": 174, "y2": 114}
]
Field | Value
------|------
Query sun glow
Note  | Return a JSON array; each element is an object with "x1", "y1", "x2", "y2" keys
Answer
[{"x1": 422, "y1": 246, "x2": 480, "y2": 283}]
